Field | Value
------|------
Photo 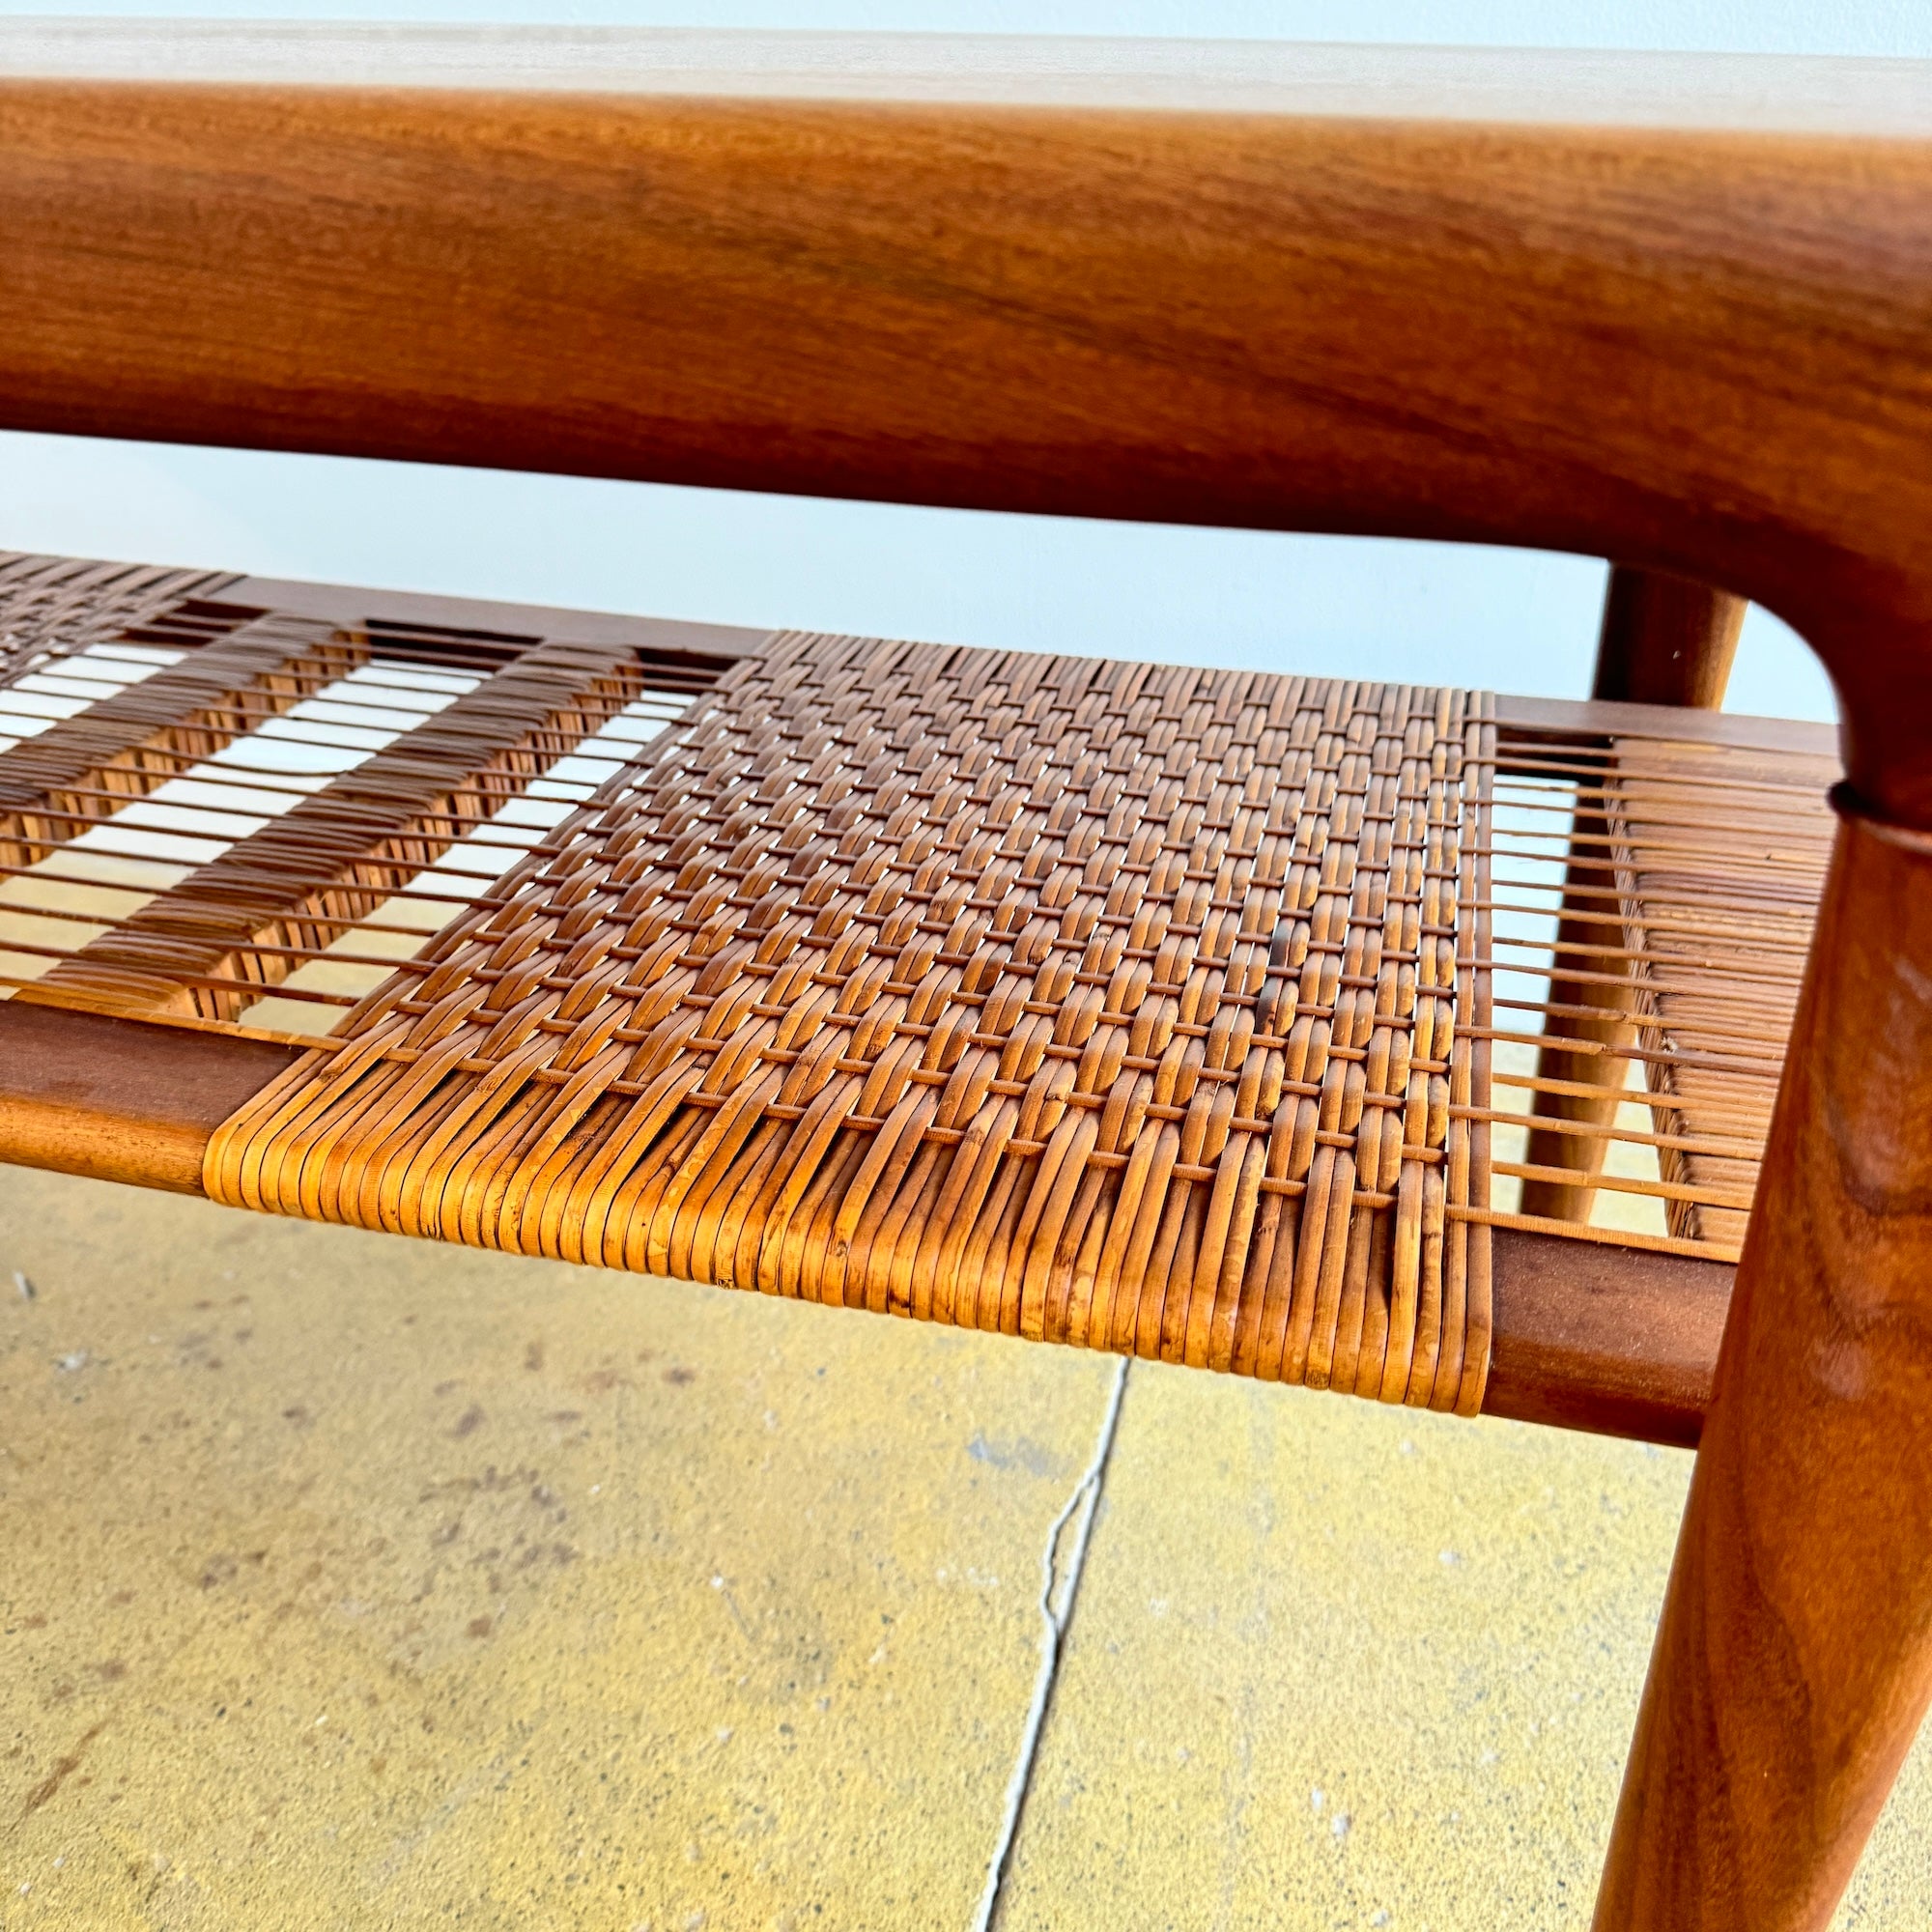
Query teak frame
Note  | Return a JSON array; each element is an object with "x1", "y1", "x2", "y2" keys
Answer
[{"x1": 2, "y1": 27, "x2": 1930, "y2": 1930}]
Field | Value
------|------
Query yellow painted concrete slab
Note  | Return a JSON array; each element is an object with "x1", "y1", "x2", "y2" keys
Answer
[
  {"x1": 0, "y1": 1167, "x2": 1117, "y2": 1929},
  {"x1": 993, "y1": 1359, "x2": 1932, "y2": 1931},
  {"x1": 4, "y1": 1163, "x2": 1931, "y2": 1928}
]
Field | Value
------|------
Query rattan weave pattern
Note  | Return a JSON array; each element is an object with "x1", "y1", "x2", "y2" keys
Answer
[
  {"x1": 206, "y1": 632, "x2": 1497, "y2": 1411},
  {"x1": 0, "y1": 551, "x2": 240, "y2": 689},
  {"x1": 1483, "y1": 726, "x2": 1836, "y2": 1263},
  {"x1": 1, "y1": 547, "x2": 728, "y2": 1033},
  {"x1": 27, "y1": 628, "x2": 657, "y2": 1020},
  {"x1": 1605, "y1": 735, "x2": 1836, "y2": 1251},
  {"x1": 1, "y1": 612, "x2": 361, "y2": 875}
]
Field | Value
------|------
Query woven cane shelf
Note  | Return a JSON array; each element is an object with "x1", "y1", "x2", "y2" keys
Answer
[
  {"x1": 0, "y1": 554, "x2": 1832, "y2": 1441},
  {"x1": 207, "y1": 630, "x2": 1498, "y2": 1410},
  {"x1": 12, "y1": 33, "x2": 1932, "y2": 1920}
]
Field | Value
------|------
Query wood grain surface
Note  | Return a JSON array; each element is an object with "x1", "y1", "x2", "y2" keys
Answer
[
  {"x1": 1486, "y1": 1227, "x2": 1728, "y2": 1447},
  {"x1": 0, "y1": 51, "x2": 1928, "y2": 810},
  {"x1": 1591, "y1": 566, "x2": 1747, "y2": 714},
  {"x1": 1594, "y1": 803, "x2": 1932, "y2": 1928},
  {"x1": 5, "y1": 34, "x2": 1932, "y2": 1929},
  {"x1": 0, "y1": 1001, "x2": 298, "y2": 1193}
]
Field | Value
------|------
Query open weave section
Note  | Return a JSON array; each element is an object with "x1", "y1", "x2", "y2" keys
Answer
[
  {"x1": 0, "y1": 550, "x2": 241, "y2": 691},
  {"x1": 1, "y1": 554, "x2": 724, "y2": 1032},
  {"x1": 206, "y1": 633, "x2": 1496, "y2": 1411},
  {"x1": 1486, "y1": 723, "x2": 1835, "y2": 1263}
]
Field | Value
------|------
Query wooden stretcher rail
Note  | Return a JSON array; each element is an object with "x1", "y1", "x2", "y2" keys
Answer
[
  {"x1": 0, "y1": 999, "x2": 299, "y2": 1194},
  {"x1": 221, "y1": 575, "x2": 770, "y2": 667},
  {"x1": 0, "y1": 998, "x2": 1729, "y2": 1447},
  {"x1": 1486, "y1": 1231, "x2": 1724, "y2": 1449},
  {"x1": 0, "y1": 1001, "x2": 1728, "y2": 1447},
  {"x1": 1493, "y1": 693, "x2": 1839, "y2": 762}
]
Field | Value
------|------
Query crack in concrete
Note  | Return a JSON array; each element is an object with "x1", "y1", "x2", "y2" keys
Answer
[{"x1": 973, "y1": 1355, "x2": 1131, "y2": 1932}]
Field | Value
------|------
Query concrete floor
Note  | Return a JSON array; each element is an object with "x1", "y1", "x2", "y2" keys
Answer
[{"x1": 2, "y1": 1163, "x2": 1927, "y2": 1930}]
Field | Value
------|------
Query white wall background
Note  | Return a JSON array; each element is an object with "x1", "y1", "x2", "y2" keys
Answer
[{"x1": 6, "y1": 1, "x2": 1923, "y2": 719}]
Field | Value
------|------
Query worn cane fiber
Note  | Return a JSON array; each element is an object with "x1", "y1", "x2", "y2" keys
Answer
[{"x1": 205, "y1": 632, "x2": 1497, "y2": 1412}]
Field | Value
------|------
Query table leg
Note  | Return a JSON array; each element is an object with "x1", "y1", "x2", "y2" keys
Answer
[
  {"x1": 1522, "y1": 566, "x2": 1747, "y2": 1223},
  {"x1": 1593, "y1": 796, "x2": 1932, "y2": 1929}
]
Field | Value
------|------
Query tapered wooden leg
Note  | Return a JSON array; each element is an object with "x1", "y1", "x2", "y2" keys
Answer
[
  {"x1": 1593, "y1": 796, "x2": 1932, "y2": 1931},
  {"x1": 1591, "y1": 564, "x2": 1747, "y2": 712},
  {"x1": 1523, "y1": 566, "x2": 1747, "y2": 1222},
  {"x1": 1517, "y1": 838, "x2": 1640, "y2": 1223}
]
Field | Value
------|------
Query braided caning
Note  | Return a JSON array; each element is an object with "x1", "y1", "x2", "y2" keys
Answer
[{"x1": 206, "y1": 632, "x2": 1494, "y2": 1411}]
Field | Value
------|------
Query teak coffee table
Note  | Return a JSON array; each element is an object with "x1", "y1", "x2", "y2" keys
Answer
[{"x1": 2, "y1": 27, "x2": 1929, "y2": 1931}]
